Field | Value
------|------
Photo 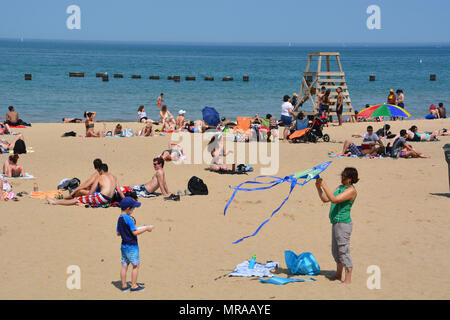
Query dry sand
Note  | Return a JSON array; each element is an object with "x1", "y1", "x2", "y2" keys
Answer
[{"x1": 0, "y1": 118, "x2": 449, "y2": 299}]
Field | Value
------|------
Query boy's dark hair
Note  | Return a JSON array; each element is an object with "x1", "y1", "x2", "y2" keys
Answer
[
  {"x1": 8, "y1": 106, "x2": 14, "y2": 111},
  {"x1": 321, "y1": 86, "x2": 326, "y2": 91},
  {"x1": 86, "y1": 112, "x2": 93, "y2": 118},
  {"x1": 297, "y1": 112, "x2": 305, "y2": 120},
  {"x1": 283, "y1": 95, "x2": 290, "y2": 102},
  {"x1": 342, "y1": 167, "x2": 359, "y2": 184},
  {"x1": 93, "y1": 158, "x2": 103, "y2": 170},
  {"x1": 337, "y1": 86, "x2": 342, "y2": 91},
  {"x1": 439, "y1": 102, "x2": 443, "y2": 108},
  {"x1": 99, "y1": 163, "x2": 108, "y2": 172},
  {"x1": 367, "y1": 125, "x2": 373, "y2": 130},
  {"x1": 153, "y1": 157, "x2": 164, "y2": 168},
  {"x1": 400, "y1": 129, "x2": 407, "y2": 136},
  {"x1": 409, "y1": 125, "x2": 417, "y2": 132},
  {"x1": 266, "y1": 114, "x2": 272, "y2": 119}
]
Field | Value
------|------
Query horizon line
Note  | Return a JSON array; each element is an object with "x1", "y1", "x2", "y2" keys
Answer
[{"x1": 1, "y1": 37, "x2": 450, "y2": 47}]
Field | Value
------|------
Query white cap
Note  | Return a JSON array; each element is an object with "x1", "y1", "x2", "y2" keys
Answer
[{"x1": 178, "y1": 109, "x2": 186, "y2": 115}]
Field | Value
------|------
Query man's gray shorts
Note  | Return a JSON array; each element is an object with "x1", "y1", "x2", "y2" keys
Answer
[{"x1": 331, "y1": 222, "x2": 353, "y2": 268}]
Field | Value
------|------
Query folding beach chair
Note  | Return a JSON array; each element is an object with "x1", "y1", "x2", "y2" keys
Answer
[{"x1": 233, "y1": 117, "x2": 252, "y2": 141}]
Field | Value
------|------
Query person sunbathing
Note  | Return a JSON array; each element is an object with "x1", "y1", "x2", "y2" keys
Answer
[
  {"x1": 406, "y1": 125, "x2": 439, "y2": 141},
  {"x1": 208, "y1": 134, "x2": 232, "y2": 171},
  {"x1": 65, "y1": 158, "x2": 103, "y2": 199},
  {"x1": 139, "y1": 123, "x2": 154, "y2": 136},
  {"x1": 0, "y1": 116, "x2": 11, "y2": 135},
  {"x1": 139, "y1": 157, "x2": 178, "y2": 200},
  {"x1": 0, "y1": 133, "x2": 26, "y2": 153},
  {"x1": 47, "y1": 163, "x2": 125, "y2": 206},
  {"x1": 85, "y1": 112, "x2": 104, "y2": 137},
  {"x1": 2, "y1": 154, "x2": 24, "y2": 177},
  {"x1": 159, "y1": 142, "x2": 185, "y2": 161},
  {"x1": 390, "y1": 130, "x2": 430, "y2": 158},
  {"x1": 62, "y1": 117, "x2": 83, "y2": 123}
]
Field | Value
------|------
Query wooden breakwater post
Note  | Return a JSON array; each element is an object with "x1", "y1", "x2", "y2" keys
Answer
[
  {"x1": 243, "y1": 75, "x2": 249, "y2": 82},
  {"x1": 96, "y1": 73, "x2": 106, "y2": 78},
  {"x1": 430, "y1": 74, "x2": 436, "y2": 81},
  {"x1": 102, "y1": 74, "x2": 109, "y2": 82},
  {"x1": 369, "y1": 75, "x2": 376, "y2": 81},
  {"x1": 25, "y1": 74, "x2": 32, "y2": 80},
  {"x1": 185, "y1": 76, "x2": 196, "y2": 81},
  {"x1": 204, "y1": 77, "x2": 214, "y2": 81},
  {"x1": 168, "y1": 75, "x2": 174, "y2": 80},
  {"x1": 69, "y1": 72, "x2": 84, "y2": 78},
  {"x1": 149, "y1": 75, "x2": 160, "y2": 80},
  {"x1": 131, "y1": 75, "x2": 142, "y2": 79},
  {"x1": 114, "y1": 74, "x2": 123, "y2": 78},
  {"x1": 222, "y1": 76, "x2": 233, "y2": 81}
]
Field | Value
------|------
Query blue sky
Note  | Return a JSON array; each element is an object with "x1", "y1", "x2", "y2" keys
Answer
[{"x1": 0, "y1": 0, "x2": 449, "y2": 43}]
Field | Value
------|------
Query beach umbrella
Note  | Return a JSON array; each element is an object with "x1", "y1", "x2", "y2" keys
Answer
[
  {"x1": 357, "y1": 103, "x2": 411, "y2": 152},
  {"x1": 357, "y1": 103, "x2": 411, "y2": 119}
]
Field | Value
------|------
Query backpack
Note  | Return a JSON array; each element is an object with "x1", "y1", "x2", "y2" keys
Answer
[
  {"x1": 187, "y1": 176, "x2": 208, "y2": 195},
  {"x1": 13, "y1": 139, "x2": 26, "y2": 154}
]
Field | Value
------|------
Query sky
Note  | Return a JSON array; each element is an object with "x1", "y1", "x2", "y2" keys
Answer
[{"x1": 0, "y1": 0, "x2": 449, "y2": 44}]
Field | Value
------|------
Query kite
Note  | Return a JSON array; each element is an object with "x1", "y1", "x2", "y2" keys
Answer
[{"x1": 224, "y1": 161, "x2": 332, "y2": 244}]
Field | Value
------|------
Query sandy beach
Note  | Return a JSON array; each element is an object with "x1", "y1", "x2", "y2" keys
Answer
[{"x1": 1, "y1": 118, "x2": 449, "y2": 300}]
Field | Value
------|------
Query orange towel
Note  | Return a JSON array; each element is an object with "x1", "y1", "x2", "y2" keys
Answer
[{"x1": 31, "y1": 190, "x2": 63, "y2": 199}]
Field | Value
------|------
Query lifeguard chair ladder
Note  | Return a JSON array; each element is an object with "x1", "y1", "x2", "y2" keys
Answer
[{"x1": 294, "y1": 52, "x2": 355, "y2": 122}]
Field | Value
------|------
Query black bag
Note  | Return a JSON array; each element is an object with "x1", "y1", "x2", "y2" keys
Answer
[
  {"x1": 112, "y1": 189, "x2": 138, "y2": 203},
  {"x1": 62, "y1": 131, "x2": 77, "y2": 137},
  {"x1": 187, "y1": 176, "x2": 208, "y2": 195},
  {"x1": 13, "y1": 139, "x2": 26, "y2": 154}
]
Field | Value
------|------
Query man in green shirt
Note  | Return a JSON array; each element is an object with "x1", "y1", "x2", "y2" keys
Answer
[{"x1": 315, "y1": 167, "x2": 359, "y2": 284}]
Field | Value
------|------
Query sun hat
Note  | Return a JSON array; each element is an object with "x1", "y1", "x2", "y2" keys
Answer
[
  {"x1": 429, "y1": 104, "x2": 437, "y2": 110},
  {"x1": 119, "y1": 197, "x2": 141, "y2": 210},
  {"x1": 292, "y1": 93, "x2": 298, "y2": 97},
  {"x1": 178, "y1": 110, "x2": 186, "y2": 115}
]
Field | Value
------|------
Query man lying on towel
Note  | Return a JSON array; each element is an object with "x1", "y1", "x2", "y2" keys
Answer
[{"x1": 46, "y1": 163, "x2": 125, "y2": 206}]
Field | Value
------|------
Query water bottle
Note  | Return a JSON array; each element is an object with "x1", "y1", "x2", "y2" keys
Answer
[
  {"x1": 33, "y1": 182, "x2": 39, "y2": 192},
  {"x1": 248, "y1": 254, "x2": 256, "y2": 269}
]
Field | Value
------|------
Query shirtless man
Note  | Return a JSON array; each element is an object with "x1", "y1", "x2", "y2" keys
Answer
[
  {"x1": 64, "y1": 158, "x2": 103, "y2": 199},
  {"x1": 46, "y1": 163, "x2": 125, "y2": 206},
  {"x1": 316, "y1": 86, "x2": 326, "y2": 116},
  {"x1": 139, "y1": 157, "x2": 178, "y2": 200},
  {"x1": 5, "y1": 106, "x2": 19, "y2": 126}
]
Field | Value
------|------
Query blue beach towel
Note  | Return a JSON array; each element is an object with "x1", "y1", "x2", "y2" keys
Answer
[{"x1": 259, "y1": 276, "x2": 316, "y2": 285}]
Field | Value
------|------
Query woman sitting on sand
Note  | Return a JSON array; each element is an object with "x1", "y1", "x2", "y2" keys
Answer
[
  {"x1": 137, "y1": 105, "x2": 156, "y2": 124},
  {"x1": 208, "y1": 134, "x2": 232, "y2": 172},
  {"x1": 2, "y1": 154, "x2": 24, "y2": 177},
  {"x1": 159, "y1": 142, "x2": 185, "y2": 162},
  {"x1": 159, "y1": 105, "x2": 175, "y2": 131},
  {"x1": 0, "y1": 116, "x2": 11, "y2": 134},
  {"x1": 85, "y1": 112, "x2": 104, "y2": 137},
  {"x1": 390, "y1": 130, "x2": 430, "y2": 158},
  {"x1": 139, "y1": 123, "x2": 154, "y2": 136}
]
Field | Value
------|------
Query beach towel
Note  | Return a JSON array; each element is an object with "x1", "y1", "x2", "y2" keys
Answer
[
  {"x1": 2, "y1": 147, "x2": 34, "y2": 154},
  {"x1": 0, "y1": 173, "x2": 35, "y2": 179},
  {"x1": 259, "y1": 276, "x2": 316, "y2": 285},
  {"x1": 1, "y1": 191, "x2": 16, "y2": 200},
  {"x1": 31, "y1": 190, "x2": 63, "y2": 199},
  {"x1": 8, "y1": 125, "x2": 27, "y2": 128},
  {"x1": 131, "y1": 185, "x2": 159, "y2": 198},
  {"x1": 205, "y1": 168, "x2": 248, "y2": 175},
  {"x1": 229, "y1": 260, "x2": 279, "y2": 278},
  {"x1": 77, "y1": 193, "x2": 110, "y2": 206}
]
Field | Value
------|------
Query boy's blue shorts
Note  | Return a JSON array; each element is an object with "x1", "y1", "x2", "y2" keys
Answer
[{"x1": 121, "y1": 245, "x2": 140, "y2": 266}]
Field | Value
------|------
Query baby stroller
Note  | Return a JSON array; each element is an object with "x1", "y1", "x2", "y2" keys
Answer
[{"x1": 305, "y1": 116, "x2": 330, "y2": 143}]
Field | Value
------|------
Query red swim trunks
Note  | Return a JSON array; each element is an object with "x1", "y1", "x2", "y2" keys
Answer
[{"x1": 77, "y1": 193, "x2": 111, "y2": 206}]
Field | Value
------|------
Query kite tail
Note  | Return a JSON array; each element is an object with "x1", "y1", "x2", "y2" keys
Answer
[{"x1": 231, "y1": 177, "x2": 298, "y2": 244}]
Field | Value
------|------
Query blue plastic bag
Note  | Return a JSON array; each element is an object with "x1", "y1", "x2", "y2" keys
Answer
[{"x1": 284, "y1": 251, "x2": 320, "y2": 276}]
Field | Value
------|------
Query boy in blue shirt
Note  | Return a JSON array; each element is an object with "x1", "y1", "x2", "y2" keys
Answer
[{"x1": 116, "y1": 197, "x2": 152, "y2": 292}]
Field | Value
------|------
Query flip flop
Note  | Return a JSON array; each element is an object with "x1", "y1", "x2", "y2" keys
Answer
[{"x1": 130, "y1": 285, "x2": 145, "y2": 292}]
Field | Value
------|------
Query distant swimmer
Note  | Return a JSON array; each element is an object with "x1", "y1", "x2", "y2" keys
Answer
[{"x1": 157, "y1": 93, "x2": 164, "y2": 107}]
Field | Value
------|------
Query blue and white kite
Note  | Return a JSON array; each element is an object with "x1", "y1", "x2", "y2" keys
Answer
[{"x1": 224, "y1": 161, "x2": 332, "y2": 244}]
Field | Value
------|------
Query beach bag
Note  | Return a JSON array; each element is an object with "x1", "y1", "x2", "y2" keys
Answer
[
  {"x1": 284, "y1": 251, "x2": 320, "y2": 276},
  {"x1": 13, "y1": 139, "x2": 26, "y2": 154},
  {"x1": 62, "y1": 131, "x2": 77, "y2": 137},
  {"x1": 187, "y1": 176, "x2": 208, "y2": 195},
  {"x1": 121, "y1": 128, "x2": 134, "y2": 137},
  {"x1": 2, "y1": 179, "x2": 12, "y2": 192}
]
